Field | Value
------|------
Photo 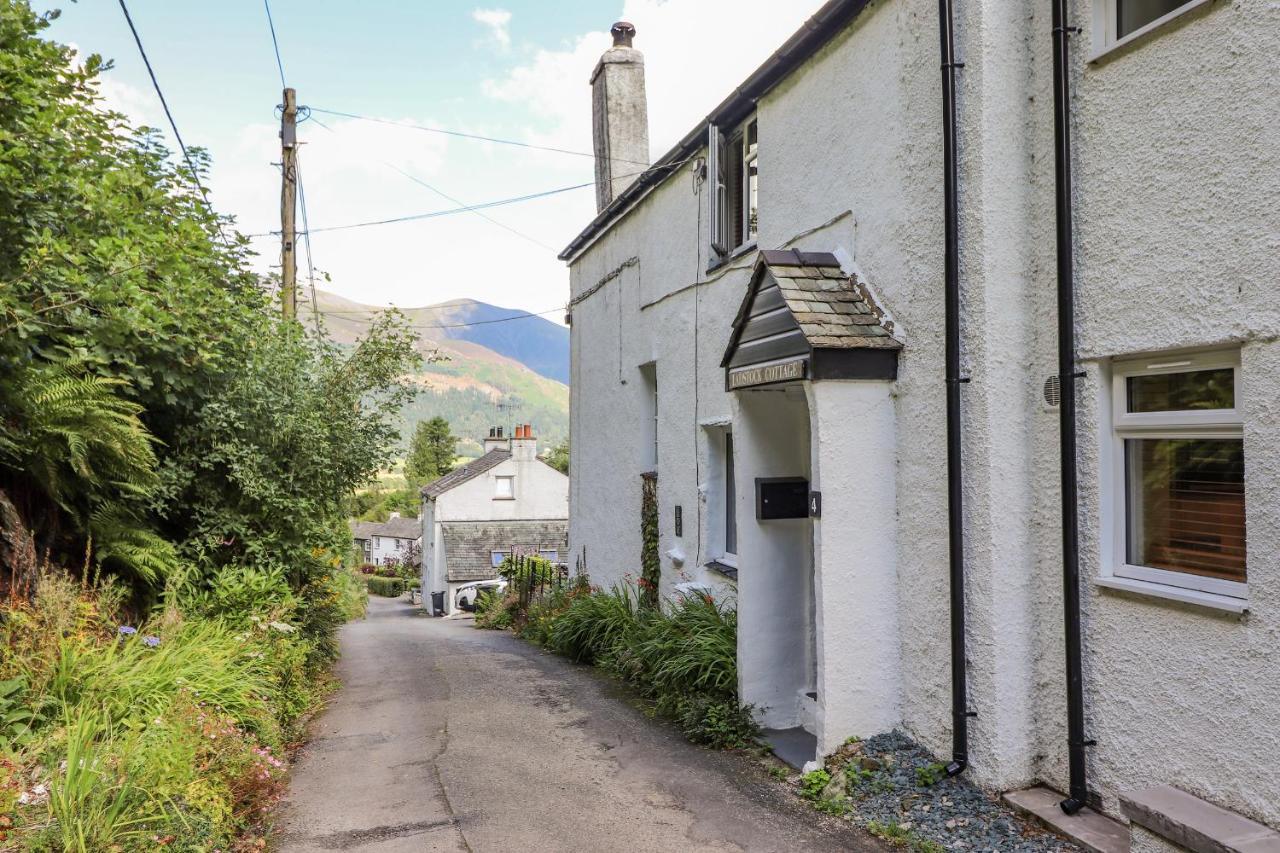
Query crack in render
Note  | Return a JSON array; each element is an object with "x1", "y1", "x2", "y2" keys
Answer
[
  {"x1": 312, "y1": 818, "x2": 458, "y2": 850},
  {"x1": 430, "y1": 656, "x2": 474, "y2": 853}
]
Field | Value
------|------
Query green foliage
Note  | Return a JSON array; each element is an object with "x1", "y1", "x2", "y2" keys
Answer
[
  {"x1": 767, "y1": 765, "x2": 789, "y2": 781},
  {"x1": 915, "y1": 761, "x2": 947, "y2": 787},
  {"x1": 366, "y1": 576, "x2": 404, "y2": 597},
  {"x1": 0, "y1": 676, "x2": 38, "y2": 749},
  {"x1": 543, "y1": 440, "x2": 569, "y2": 474},
  {"x1": 639, "y1": 474, "x2": 660, "y2": 608},
  {"x1": 673, "y1": 694, "x2": 759, "y2": 750},
  {"x1": 547, "y1": 583, "x2": 642, "y2": 664},
  {"x1": 800, "y1": 769, "x2": 831, "y2": 801},
  {"x1": 403, "y1": 416, "x2": 457, "y2": 488}
]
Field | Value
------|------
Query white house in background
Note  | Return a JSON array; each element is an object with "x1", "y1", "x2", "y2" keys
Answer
[
  {"x1": 563, "y1": 3, "x2": 1279, "y2": 849},
  {"x1": 349, "y1": 514, "x2": 421, "y2": 566},
  {"x1": 420, "y1": 425, "x2": 568, "y2": 614}
]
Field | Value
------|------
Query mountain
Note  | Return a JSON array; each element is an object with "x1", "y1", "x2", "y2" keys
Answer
[{"x1": 309, "y1": 290, "x2": 570, "y2": 454}]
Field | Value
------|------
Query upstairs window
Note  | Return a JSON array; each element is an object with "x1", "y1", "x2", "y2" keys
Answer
[
  {"x1": 494, "y1": 476, "x2": 515, "y2": 500},
  {"x1": 1111, "y1": 351, "x2": 1246, "y2": 597},
  {"x1": 708, "y1": 117, "x2": 758, "y2": 260}
]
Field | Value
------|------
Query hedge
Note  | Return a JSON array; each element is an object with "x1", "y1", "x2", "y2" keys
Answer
[{"x1": 366, "y1": 576, "x2": 405, "y2": 597}]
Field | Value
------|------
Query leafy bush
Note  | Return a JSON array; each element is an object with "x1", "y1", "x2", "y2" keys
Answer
[
  {"x1": 547, "y1": 583, "x2": 643, "y2": 664},
  {"x1": 366, "y1": 576, "x2": 404, "y2": 597},
  {"x1": 800, "y1": 768, "x2": 832, "y2": 801}
]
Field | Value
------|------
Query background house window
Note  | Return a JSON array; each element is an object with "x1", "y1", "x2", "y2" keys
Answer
[
  {"x1": 494, "y1": 476, "x2": 515, "y2": 499},
  {"x1": 1118, "y1": 0, "x2": 1192, "y2": 38},
  {"x1": 491, "y1": 550, "x2": 509, "y2": 567},
  {"x1": 1112, "y1": 352, "x2": 1245, "y2": 596},
  {"x1": 538, "y1": 548, "x2": 559, "y2": 562}
]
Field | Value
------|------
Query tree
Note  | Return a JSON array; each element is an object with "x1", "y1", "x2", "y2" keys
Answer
[
  {"x1": 404, "y1": 417, "x2": 457, "y2": 488},
  {"x1": 544, "y1": 440, "x2": 569, "y2": 475}
]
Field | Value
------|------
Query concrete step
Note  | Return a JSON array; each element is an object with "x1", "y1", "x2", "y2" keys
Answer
[{"x1": 1004, "y1": 786, "x2": 1130, "y2": 853}]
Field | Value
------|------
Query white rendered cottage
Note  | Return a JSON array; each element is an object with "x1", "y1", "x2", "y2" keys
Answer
[
  {"x1": 419, "y1": 425, "x2": 568, "y2": 615},
  {"x1": 562, "y1": 3, "x2": 1280, "y2": 848}
]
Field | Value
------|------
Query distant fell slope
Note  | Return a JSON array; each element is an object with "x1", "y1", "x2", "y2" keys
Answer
[{"x1": 309, "y1": 290, "x2": 570, "y2": 453}]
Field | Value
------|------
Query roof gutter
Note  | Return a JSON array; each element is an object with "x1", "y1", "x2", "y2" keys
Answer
[{"x1": 559, "y1": 0, "x2": 873, "y2": 263}]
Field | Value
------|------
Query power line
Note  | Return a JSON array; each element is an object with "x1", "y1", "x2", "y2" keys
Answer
[
  {"x1": 295, "y1": 154, "x2": 323, "y2": 334},
  {"x1": 262, "y1": 0, "x2": 287, "y2": 89},
  {"x1": 322, "y1": 306, "x2": 567, "y2": 331},
  {"x1": 116, "y1": 0, "x2": 230, "y2": 248},
  {"x1": 310, "y1": 116, "x2": 558, "y2": 252},
  {"x1": 309, "y1": 106, "x2": 650, "y2": 167},
  {"x1": 243, "y1": 180, "x2": 594, "y2": 238}
]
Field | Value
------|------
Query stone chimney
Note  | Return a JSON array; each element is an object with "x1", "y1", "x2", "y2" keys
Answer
[
  {"x1": 511, "y1": 424, "x2": 537, "y2": 462},
  {"x1": 483, "y1": 426, "x2": 509, "y2": 454},
  {"x1": 591, "y1": 21, "x2": 649, "y2": 212}
]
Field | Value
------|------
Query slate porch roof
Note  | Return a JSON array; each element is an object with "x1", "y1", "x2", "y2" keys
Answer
[
  {"x1": 722, "y1": 249, "x2": 901, "y2": 369},
  {"x1": 441, "y1": 520, "x2": 569, "y2": 583},
  {"x1": 420, "y1": 449, "x2": 511, "y2": 499}
]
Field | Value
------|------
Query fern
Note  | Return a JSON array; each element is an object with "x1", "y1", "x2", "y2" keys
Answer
[
  {"x1": 89, "y1": 509, "x2": 180, "y2": 588},
  {"x1": 6, "y1": 367, "x2": 159, "y2": 513}
]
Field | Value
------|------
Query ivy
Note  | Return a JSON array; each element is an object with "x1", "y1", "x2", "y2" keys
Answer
[{"x1": 639, "y1": 472, "x2": 660, "y2": 608}]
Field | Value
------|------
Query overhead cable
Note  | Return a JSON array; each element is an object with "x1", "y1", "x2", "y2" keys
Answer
[{"x1": 116, "y1": 0, "x2": 231, "y2": 248}]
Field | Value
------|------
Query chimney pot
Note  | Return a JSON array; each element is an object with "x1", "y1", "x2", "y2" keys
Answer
[{"x1": 611, "y1": 21, "x2": 636, "y2": 48}]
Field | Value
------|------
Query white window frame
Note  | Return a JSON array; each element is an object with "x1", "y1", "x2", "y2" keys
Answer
[
  {"x1": 1106, "y1": 349, "x2": 1247, "y2": 601},
  {"x1": 494, "y1": 475, "x2": 515, "y2": 500},
  {"x1": 703, "y1": 425, "x2": 738, "y2": 569},
  {"x1": 1090, "y1": 0, "x2": 1212, "y2": 60}
]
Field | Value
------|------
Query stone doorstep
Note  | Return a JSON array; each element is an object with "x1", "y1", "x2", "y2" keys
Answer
[
  {"x1": 1003, "y1": 786, "x2": 1130, "y2": 853},
  {"x1": 1120, "y1": 785, "x2": 1280, "y2": 853}
]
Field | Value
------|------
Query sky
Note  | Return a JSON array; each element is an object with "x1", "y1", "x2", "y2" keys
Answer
[{"x1": 48, "y1": 0, "x2": 829, "y2": 319}]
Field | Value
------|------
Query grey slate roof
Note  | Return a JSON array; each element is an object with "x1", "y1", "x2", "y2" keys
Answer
[
  {"x1": 375, "y1": 516, "x2": 422, "y2": 540},
  {"x1": 420, "y1": 450, "x2": 511, "y2": 498},
  {"x1": 441, "y1": 520, "x2": 569, "y2": 583},
  {"x1": 349, "y1": 520, "x2": 379, "y2": 541},
  {"x1": 756, "y1": 250, "x2": 901, "y2": 350},
  {"x1": 722, "y1": 250, "x2": 901, "y2": 369}
]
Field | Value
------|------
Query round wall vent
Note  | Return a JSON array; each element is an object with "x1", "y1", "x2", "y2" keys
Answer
[{"x1": 1043, "y1": 375, "x2": 1061, "y2": 407}]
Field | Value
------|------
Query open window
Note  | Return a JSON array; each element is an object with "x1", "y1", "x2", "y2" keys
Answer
[
  {"x1": 708, "y1": 117, "x2": 758, "y2": 261},
  {"x1": 1109, "y1": 350, "x2": 1246, "y2": 600}
]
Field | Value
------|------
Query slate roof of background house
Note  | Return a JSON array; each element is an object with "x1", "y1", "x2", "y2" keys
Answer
[
  {"x1": 559, "y1": 0, "x2": 873, "y2": 262},
  {"x1": 374, "y1": 516, "x2": 422, "y2": 540},
  {"x1": 441, "y1": 520, "x2": 569, "y2": 583},
  {"x1": 722, "y1": 249, "x2": 901, "y2": 368},
  {"x1": 349, "y1": 520, "x2": 379, "y2": 541},
  {"x1": 420, "y1": 450, "x2": 511, "y2": 498}
]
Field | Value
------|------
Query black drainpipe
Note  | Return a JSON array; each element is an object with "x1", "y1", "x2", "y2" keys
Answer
[
  {"x1": 1051, "y1": 0, "x2": 1091, "y2": 815},
  {"x1": 938, "y1": 0, "x2": 971, "y2": 778}
]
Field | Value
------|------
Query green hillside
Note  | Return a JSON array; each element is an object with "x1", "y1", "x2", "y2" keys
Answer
[{"x1": 309, "y1": 290, "x2": 569, "y2": 456}]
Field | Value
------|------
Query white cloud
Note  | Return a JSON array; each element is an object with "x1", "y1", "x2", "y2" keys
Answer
[
  {"x1": 483, "y1": 0, "x2": 830, "y2": 161},
  {"x1": 472, "y1": 8, "x2": 513, "y2": 51}
]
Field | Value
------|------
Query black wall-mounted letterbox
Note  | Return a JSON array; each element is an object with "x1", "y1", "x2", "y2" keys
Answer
[{"x1": 756, "y1": 477, "x2": 810, "y2": 520}]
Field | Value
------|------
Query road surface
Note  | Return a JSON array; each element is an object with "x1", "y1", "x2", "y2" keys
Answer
[{"x1": 274, "y1": 595, "x2": 878, "y2": 852}]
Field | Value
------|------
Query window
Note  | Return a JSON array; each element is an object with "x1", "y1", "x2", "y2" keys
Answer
[
  {"x1": 491, "y1": 550, "x2": 509, "y2": 567},
  {"x1": 640, "y1": 363, "x2": 658, "y2": 472},
  {"x1": 704, "y1": 427, "x2": 737, "y2": 569},
  {"x1": 708, "y1": 117, "x2": 758, "y2": 259},
  {"x1": 1093, "y1": 0, "x2": 1204, "y2": 52},
  {"x1": 1111, "y1": 351, "x2": 1245, "y2": 598},
  {"x1": 373, "y1": 536, "x2": 381, "y2": 549},
  {"x1": 494, "y1": 476, "x2": 514, "y2": 499},
  {"x1": 538, "y1": 548, "x2": 559, "y2": 562}
]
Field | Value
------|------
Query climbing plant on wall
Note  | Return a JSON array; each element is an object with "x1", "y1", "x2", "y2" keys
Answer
[{"x1": 640, "y1": 472, "x2": 660, "y2": 608}]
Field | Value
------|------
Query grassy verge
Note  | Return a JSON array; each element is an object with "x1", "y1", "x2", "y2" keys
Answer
[{"x1": 0, "y1": 567, "x2": 366, "y2": 851}]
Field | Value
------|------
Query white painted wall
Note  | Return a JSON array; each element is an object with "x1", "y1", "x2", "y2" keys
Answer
[
  {"x1": 369, "y1": 532, "x2": 417, "y2": 566},
  {"x1": 421, "y1": 439, "x2": 570, "y2": 613},
  {"x1": 566, "y1": 0, "x2": 1280, "y2": 826}
]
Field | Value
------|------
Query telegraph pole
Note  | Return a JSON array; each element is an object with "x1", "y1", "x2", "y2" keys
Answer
[{"x1": 280, "y1": 87, "x2": 298, "y2": 321}]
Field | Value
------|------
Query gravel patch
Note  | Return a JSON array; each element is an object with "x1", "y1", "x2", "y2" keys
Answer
[{"x1": 797, "y1": 731, "x2": 1081, "y2": 852}]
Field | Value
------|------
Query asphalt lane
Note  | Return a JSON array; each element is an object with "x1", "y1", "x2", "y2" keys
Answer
[{"x1": 275, "y1": 595, "x2": 878, "y2": 852}]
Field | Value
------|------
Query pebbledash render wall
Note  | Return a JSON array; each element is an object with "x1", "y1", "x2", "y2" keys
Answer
[{"x1": 566, "y1": 0, "x2": 1280, "y2": 828}]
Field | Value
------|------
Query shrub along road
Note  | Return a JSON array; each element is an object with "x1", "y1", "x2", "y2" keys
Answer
[{"x1": 275, "y1": 595, "x2": 879, "y2": 851}]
